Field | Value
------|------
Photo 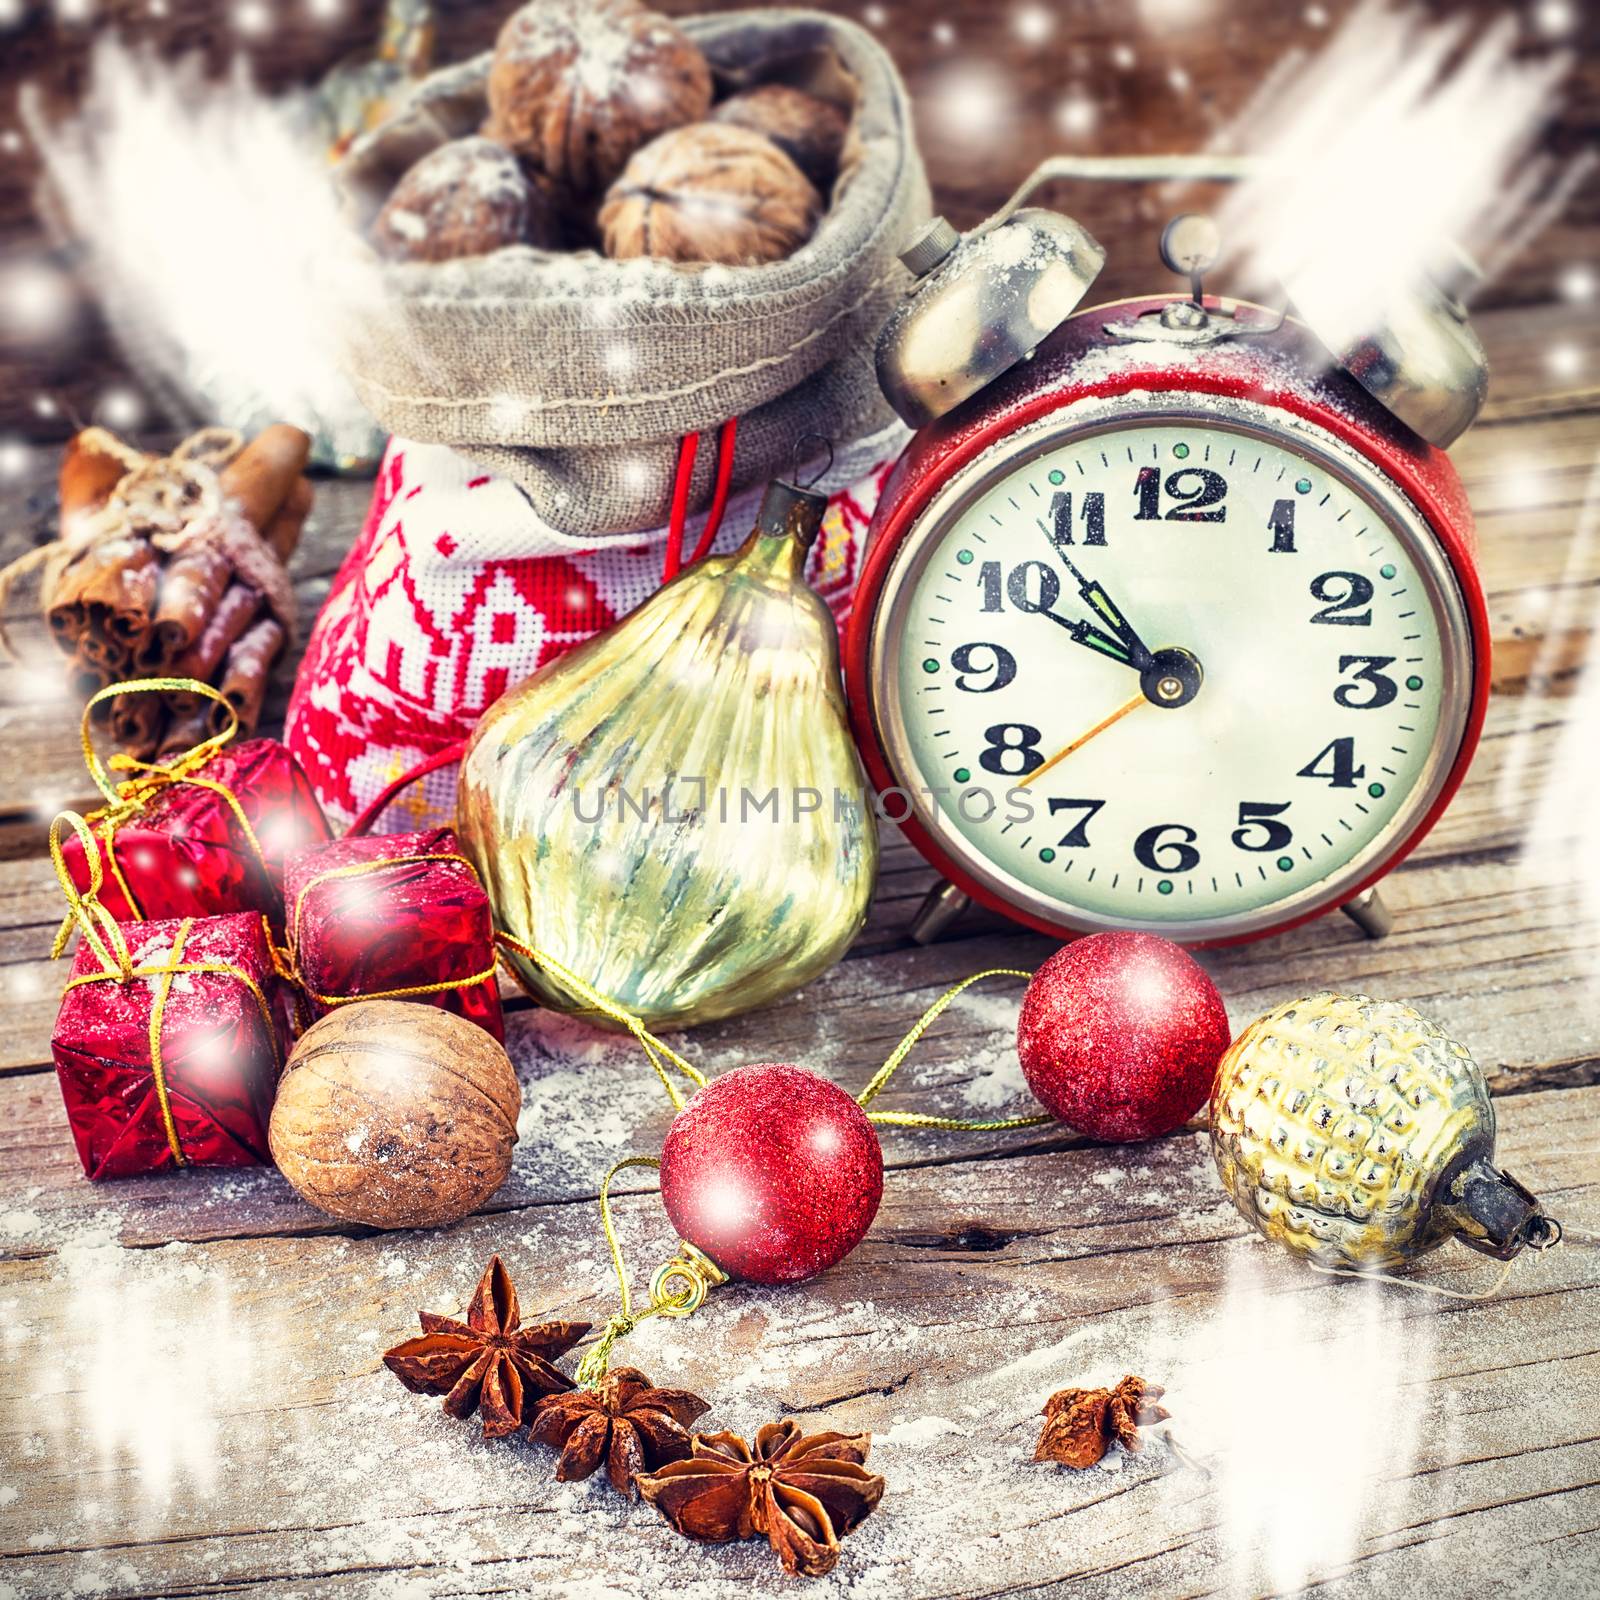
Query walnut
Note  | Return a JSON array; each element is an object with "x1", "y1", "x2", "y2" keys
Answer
[
  {"x1": 600, "y1": 123, "x2": 822, "y2": 267},
  {"x1": 484, "y1": 0, "x2": 713, "y2": 198},
  {"x1": 267, "y1": 1002, "x2": 521, "y2": 1230},
  {"x1": 711, "y1": 84, "x2": 850, "y2": 192},
  {"x1": 372, "y1": 136, "x2": 560, "y2": 262}
]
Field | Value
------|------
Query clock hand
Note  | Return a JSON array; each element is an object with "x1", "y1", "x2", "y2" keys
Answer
[
  {"x1": 1039, "y1": 521, "x2": 1155, "y2": 668},
  {"x1": 1018, "y1": 692, "x2": 1147, "y2": 790},
  {"x1": 1038, "y1": 609, "x2": 1138, "y2": 667},
  {"x1": 1059, "y1": 554, "x2": 1154, "y2": 668}
]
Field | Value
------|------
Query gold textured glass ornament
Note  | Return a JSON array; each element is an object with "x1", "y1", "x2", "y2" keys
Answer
[
  {"x1": 1211, "y1": 992, "x2": 1560, "y2": 1271},
  {"x1": 457, "y1": 478, "x2": 878, "y2": 1030}
]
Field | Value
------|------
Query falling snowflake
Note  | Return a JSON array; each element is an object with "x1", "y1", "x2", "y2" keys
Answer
[
  {"x1": 1014, "y1": 4, "x2": 1053, "y2": 44},
  {"x1": 1533, "y1": 0, "x2": 1576, "y2": 38},
  {"x1": 0, "y1": 257, "x2": 79, "y2": 345},
  {"x1": 233, "y1": 1, "x2": 271, "y2": 39},
  {"x1": 1559, "y1": 264, "x2": 1596, "y2": 303},
  {"x1": 1546, "y1": 343, "x2": 1584, "y2": 380},
  {"x1": 95, "y1": 385, "x2": 147, "y2": 432},
  {"x1": 1055, "y1": 91, "x2": 1097, "y2": 140}
]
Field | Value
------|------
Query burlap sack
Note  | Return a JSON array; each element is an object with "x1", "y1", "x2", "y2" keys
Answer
[{"x1": 336, "y1": 7, "x2": 930, "y2": 537}]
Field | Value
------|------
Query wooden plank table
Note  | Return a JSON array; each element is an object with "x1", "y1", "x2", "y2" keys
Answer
[
  {"x1": 1, "y1": 296, "x2": 1597, "y2": 1598},
  {"x1": 3, "y1": 4, "x2": 1599, "y2": 1595}
]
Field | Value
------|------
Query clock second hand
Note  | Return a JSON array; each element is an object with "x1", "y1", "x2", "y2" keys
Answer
[{"x1": 1017, "y1": 691, "x2": 1147, "y2": 790}]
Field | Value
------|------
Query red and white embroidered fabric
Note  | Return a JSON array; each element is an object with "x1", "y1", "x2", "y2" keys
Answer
[{"x1": 285, "y1": 435, "x2": 899, "y2": 831}]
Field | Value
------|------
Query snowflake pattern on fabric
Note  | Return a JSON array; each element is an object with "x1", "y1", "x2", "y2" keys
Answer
[{"x1": 286, "y1": 437, "x2": 896, "y2": 829}]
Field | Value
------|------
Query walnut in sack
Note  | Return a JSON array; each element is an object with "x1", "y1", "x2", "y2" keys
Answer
[
  {"x1": 711, "y1": 84, "x2": 850, "y2": 192},
  {"x1": 372, "y1": 136, "x2": 560, "y2": 262},
  {"x1": 600, "y1": 123, "x2": 822, "y2": 266},
  {"x1": 484, "y1": 0, "x2": 712, "y2": 197}
]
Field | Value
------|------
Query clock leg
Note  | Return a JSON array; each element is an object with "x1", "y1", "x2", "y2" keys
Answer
[
  {"x1": 1341, "y1": 887, "x2": 1394, "y2": 941},
  {"x1": 911, "y1": 880, "x2": 972, "y2": 945}
]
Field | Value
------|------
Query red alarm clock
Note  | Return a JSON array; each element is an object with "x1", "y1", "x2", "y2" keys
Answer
[{"x1": 845, "y1": 199, "x2": 1491, "y2": 948}]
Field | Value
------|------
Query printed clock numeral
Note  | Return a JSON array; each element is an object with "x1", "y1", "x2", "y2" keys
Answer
[
  {"x1": 1046, "y1": 797, "x2": 1106, "y2": 848},
  {"x1": 1335, "y1": 655, "x2": 1399, "y2": 709},
  {"x1": 1134, "y1": 466, "x2": 1229, "y2": 522},
  {"x1": 1267, "y1": 498, "x2": 1296, "y2": 554},
  {"x1": 950, "y1": 642, "x2": 1018, "y2": 693},
  {"x1": 1231, "y1": 801, "x2": 1293, "y2": 852},
  {"x1": 1309, "y1": 571, "x2": 1375, "y2": 625},
  {"x1": 1297, "y1": 737, "x2": 1366, "y2": 789},
  {"x1": 1133, "y1": 823, "x2": 1201, "y2": 873},
  {"x1": 977, "y1": 560, "x2": 1060, "y2": 614},
  {"x1": 1047, "y1": 490, "x2": 1107, "y2": 548},
  {"x1": 979, "y1": 723, "x2": 1044, "y2": 776}
]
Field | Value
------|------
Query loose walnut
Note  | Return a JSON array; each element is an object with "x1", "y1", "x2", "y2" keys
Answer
[
  {"x1": 711, "y1": 84, "x2": 850, "y2": 192},
  {"x1": 600, "y1": 123, "x2": 822, "y2": 267},
  {"x1": 268, "y1": 1002, "x2": 521, "y2": 1230},
  {"x1": 372, "y1": 136, "x2": 560, "y2": 262},
  {"x1": 484, "y1": 0, "x2": 713, "y2": 198}
]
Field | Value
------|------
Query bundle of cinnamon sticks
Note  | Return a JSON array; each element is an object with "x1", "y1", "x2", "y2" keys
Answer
[{"x1": 44, "y1": 424, "x2": 313, "y2": 759}]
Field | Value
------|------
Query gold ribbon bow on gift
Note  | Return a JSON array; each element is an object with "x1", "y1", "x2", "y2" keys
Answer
[
  {"x1": 51, "y1": 677, "x2": 274, "y2": 958},
  {"x1": 50, "y1": 810, "x2": 281, "y2": 1168},
  {"x1": 275, "y1": 851, "x2": 502, "y2": 1013}
]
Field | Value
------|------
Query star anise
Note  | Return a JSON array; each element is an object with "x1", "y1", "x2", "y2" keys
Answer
[
  {"x1": 382, "y1": 1256, "x2": 590, "y2": 1439},
  {"x1": 636, "y1": 1419, "x2": 885, "y2": 1578},
  {"x1": 1034, "y1": 1374, "x2": 1169, "y2": 1468},
  {"x1": 530, "y1": 1365, "x2": 710, "y2": 1494}
]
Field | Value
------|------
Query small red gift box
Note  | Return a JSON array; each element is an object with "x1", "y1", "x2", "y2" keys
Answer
[
  {"x1": 57, "y1": 735, "x2": 330, "y2": 938},
  {"x1": 52, "y1": 910, "x2": 288, "y2": 1179},
  {"x1": 284, "y1": 827, "x2": 504, "y2": 1040}
]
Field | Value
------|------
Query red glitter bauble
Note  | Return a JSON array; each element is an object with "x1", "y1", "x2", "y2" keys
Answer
[
  {"x1": 1016, "y1": 932, "x2": 1231, "y2": 1142},
  {"x1": 659, "y1": 1063, "x2": 884, "y2": 1285}
]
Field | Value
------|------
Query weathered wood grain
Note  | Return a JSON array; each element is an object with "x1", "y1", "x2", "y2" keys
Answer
[
  {"x1": 0, "y1": 1085, "x2": 1595, "y2": 1599},
  {"x1": 2, "y1": 0, "x2": 1596, "y2": 439},
  {"x1": 1, "y1": 12, "x2": 1596, "y2": 1588}
]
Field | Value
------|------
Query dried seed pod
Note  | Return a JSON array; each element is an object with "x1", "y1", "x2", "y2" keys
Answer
[
  {"x1": 711, "y1": 84, "x2": 850, "y2": 191},
  {"x1": 373, "y1": 136, "x2": 558, "y2": 262},
  {"x1": 600, "y1": 123, "x2": 822, "y2": 266},
  {"x1": 268, "y1": 1001, "x2": 521, "y2": 1229},
  {"x1": 484, "y1": 0, "x2": 712, "y2": 197}
]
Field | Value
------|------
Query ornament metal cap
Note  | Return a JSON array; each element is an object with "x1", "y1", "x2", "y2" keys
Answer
[
  {"x1": 1285, "y1": 265, "x2": 1490, "y2": 449},
  {"x1": 875, "y1": 208, "x2": 1107, "y2": 430},
  {"x1": 754, "y1": 476, "x2": 828, "y2": 549}
]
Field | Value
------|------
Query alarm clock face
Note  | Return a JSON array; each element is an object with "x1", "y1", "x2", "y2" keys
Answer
[{"x1": 867, "y1": 395, "x2": 1475, "y2": 941}]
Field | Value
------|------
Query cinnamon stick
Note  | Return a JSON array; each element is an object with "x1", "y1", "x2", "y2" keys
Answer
[
  {"x1": 139, "y1": 543, "x2": 234, "y2": 670},
  {"x1": 48, "y1": 432, "x2": 142, "y2": 649},
  {"x1": 170, "y1": 583, "x2": 260, "y2": 706},
  {"x1": 77, "y1": 622, "x2": 132, "y2": 672},
  {"x1": 221, "y1": 425, "x2": 311, "y2": 533},
  {"x1": 214, "y1": 615, "x2": 285, "y2": 735},
  {"x1": 50, "y1": 535, "x2": 155, "y2": 654},
  {"x1": 69, "y1": 536, "x2": 159, "y2": 647},
  {"x1": 263, "y1": 476, "x2": 314, "y2": 565},
  {"x1": 59, "y1": 430, "x2": 138, "y2": 539},
  {"x1": 158, "y1": 700, "x2": 215, "y2": 759},
  {"x1": 69, "y1": 661, "x2": 115, "y2": 723},
  {"x1": 111, "y1": 692, "x2": 167, "y2": 761}
]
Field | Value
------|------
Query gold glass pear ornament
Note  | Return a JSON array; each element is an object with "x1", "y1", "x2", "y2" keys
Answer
[
  {"x1": 457, "y1": 476, "x2": 878, "y2": 1030},
  {"x1": 1211, "y1": 992, "x2": 1561, "y2": 1272}
]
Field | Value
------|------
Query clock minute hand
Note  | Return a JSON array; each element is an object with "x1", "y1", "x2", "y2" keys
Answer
[
  {"x1": 1059, "y1": 554, "x2": 1153, "y2": 668},
  {"x1": 1039, "y1": 522, "x2": 1155, "y2": 667}
]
